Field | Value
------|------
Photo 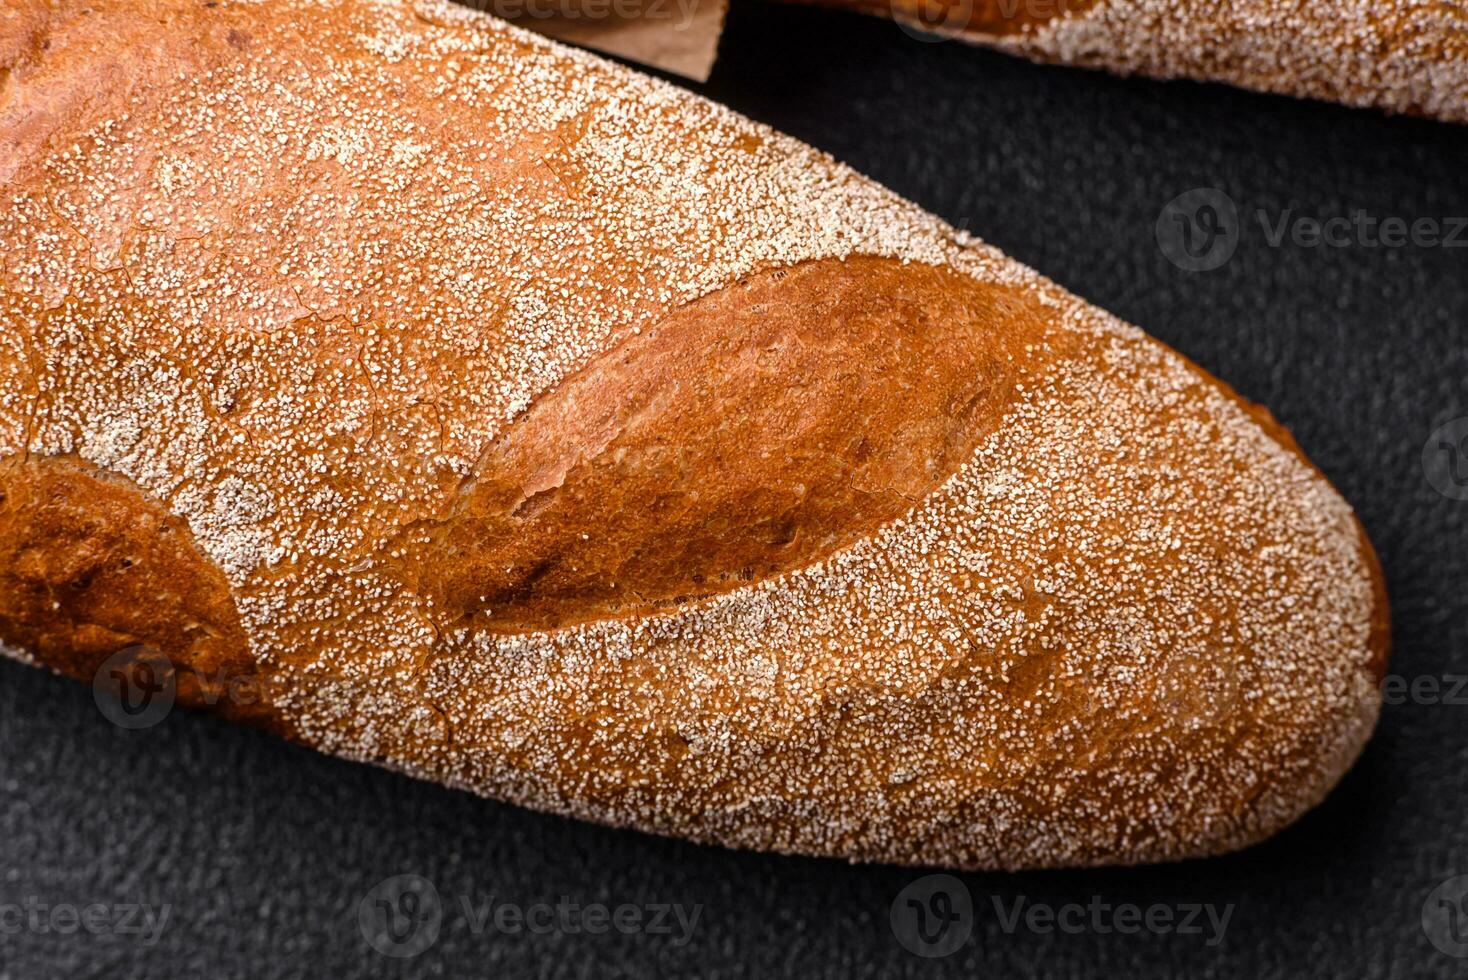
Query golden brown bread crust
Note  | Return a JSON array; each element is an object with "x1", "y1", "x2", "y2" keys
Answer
[
  {"x1": 0, "y1": 0, "x2": 1388, "y2": 869},
  {"x1": 803, "y1": 0, "x2": 1467, "y2": 123}
]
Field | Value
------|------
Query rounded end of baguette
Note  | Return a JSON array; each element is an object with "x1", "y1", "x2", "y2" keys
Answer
[
  {"x1": 1072, "y1": 341, "x2": 1391, "y2": 870},
  {"x1": 1167, "y1": 344, "x2": 1393, "y2": 694}
]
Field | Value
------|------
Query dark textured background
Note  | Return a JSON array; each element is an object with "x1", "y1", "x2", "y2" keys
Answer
[{"x1": 2, "y1": 4, "x2": 1466, "y2": 978}]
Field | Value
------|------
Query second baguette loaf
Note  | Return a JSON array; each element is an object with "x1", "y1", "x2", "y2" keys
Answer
[
  {"x1": 0, "y1": 0, "x2": 1388, "y2": 868},
  {"x1": 807, "y1": 0, "x2": 1468, "y2": 123}
]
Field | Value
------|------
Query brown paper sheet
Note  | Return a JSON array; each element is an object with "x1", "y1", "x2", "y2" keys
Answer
[{"x1": 461, "y1": 0, "x2": 728, "y2": 82}]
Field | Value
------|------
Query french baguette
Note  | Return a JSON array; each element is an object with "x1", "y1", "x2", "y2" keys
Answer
[
  {"x1": 0, "y1": 0, "x2": 1389, "y2": 869},
  {"x1": 809, "y1": 0, "x2": 1468, "y2": 123}
]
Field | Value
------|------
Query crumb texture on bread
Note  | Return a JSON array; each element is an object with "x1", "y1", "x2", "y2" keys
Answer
[{"x1": 0, "y1": 0, "x2": 1387, "y2": 868}]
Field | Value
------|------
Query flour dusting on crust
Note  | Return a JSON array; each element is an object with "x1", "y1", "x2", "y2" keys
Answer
[
  {"x1": 986, "y1": 0, "x2": 1468, "y2": 122},
  {"x1": 0, "y1": 0, "x2": 1383, "y2": 868}
]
